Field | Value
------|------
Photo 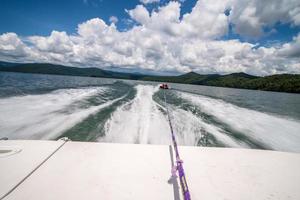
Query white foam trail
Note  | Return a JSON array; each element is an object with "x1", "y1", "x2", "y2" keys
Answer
[
  {"x1": 41, "y1": 95, "x2": 125, "y2": 140},
  {"x1": 169, "y1": 107, "x2": 245, "y2": 147},
  {"x1": 101, "y1": 85, "x2": 243, "y2": 147},
  {"x1": 0, "y1": 87, "x2": 116, "y2": 139},
  {"x1": 101, "y1": 85, "x2": 171, "y2": 144},
  {"x1": 179, "y1": 92, "x2": 300, "y2": 153}
]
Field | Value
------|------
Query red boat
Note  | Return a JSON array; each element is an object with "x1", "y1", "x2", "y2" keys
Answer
[{"x1": 159, "y1": 83, "x2": 169, "y2": 89}]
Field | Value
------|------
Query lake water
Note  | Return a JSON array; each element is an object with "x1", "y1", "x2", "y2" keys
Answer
[{"x1": 1, "y1": 72, "x2": 300, "y2": 153}]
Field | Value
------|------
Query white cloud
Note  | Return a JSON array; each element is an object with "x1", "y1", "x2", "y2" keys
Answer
[
  {"x1": 109, "y1": 16, "x2": 119, "y2": 24},
  {"x1": 0, "y1": 0, "x2": 300, "y2": 75},
  {"x1": 139, "y1": 0, "x2": 160, "y2": 4},
  {"x1": 127, "y1": 5, "x2": 150, "y2": 25},
  {"x1": 277, "y1": 33, "x2": 300, "y2": 58},
  {"x1": 229, "y1": 0, "x2": 300, "y2": 37},
  {"x1": 0, "y1": 33, "x2": 29, "y2": 59},
  {"x1": 29, "y1": 31, "x2": 73, "y2": 54},
  {"x1": 180, "y1": 0, "x2": 230, "y2": 39},
  {"x1": 77, "y1": 18, "x2": 109, "y2": 37}
]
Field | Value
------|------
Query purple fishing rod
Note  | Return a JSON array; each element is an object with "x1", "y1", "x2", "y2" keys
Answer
[{"x1": 163, "y1": 90, "x2": 191, "y2": 200}]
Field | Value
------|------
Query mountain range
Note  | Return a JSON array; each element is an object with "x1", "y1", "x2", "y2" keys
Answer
[{"x1": 0, "y1": 62, "x2": 299, "y2": 93}]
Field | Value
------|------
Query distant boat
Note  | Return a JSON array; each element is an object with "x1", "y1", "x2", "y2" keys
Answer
[{"x1": 160, "y1": 83, "x2": 169, "y2": 89}]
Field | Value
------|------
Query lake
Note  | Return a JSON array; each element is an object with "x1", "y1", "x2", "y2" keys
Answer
[{"x1": 1, "y1": 72, "x2": 300, "y2": 153}]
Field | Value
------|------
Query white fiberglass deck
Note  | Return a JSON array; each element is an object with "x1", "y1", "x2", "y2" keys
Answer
[{"x1": 0, "y1": 140, "x2": 300, "y2": 200}]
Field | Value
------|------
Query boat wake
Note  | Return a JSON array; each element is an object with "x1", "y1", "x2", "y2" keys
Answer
[
  {"x1": 101, "y1": 85, "x2": 171, "y2": 144},
  {"x1": 101, "y1": 85, "x2": 300, "y2": 153},
  {"x1": 178, "y1": 91, "x2": 300, "y2": 152},
  {"x1": 0, "y1": 87, "x2": 112, "y2": 139},
  {"x1": 1, "y1": 83, "x2": 299, "y2": 153}
]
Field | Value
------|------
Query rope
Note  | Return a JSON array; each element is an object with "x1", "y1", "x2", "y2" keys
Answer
[{"x1": 163, "y1": 90, "x2": 191, "y2": 200}]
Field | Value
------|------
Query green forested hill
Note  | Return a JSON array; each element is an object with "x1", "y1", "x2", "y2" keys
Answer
[
  {"x1": 142, "y1": 72, "x2": 300, "y2": 93},
  {"x1": 0, "y1": 62, "x2": 299, "y2": 93},
  {"x1": 0, "y1": 63, "x2": 144, "y2": 80},
  {"x1": 243, "y1": 74, "x2": 300, "y2": 93}
]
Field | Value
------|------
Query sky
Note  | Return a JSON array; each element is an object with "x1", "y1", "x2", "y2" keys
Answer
[{"x1": 0, "y1": 0, "x2": 300, "y2": 75}]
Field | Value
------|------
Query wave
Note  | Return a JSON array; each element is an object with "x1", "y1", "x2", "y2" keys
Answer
[
  {"x1": 168, "y1": 107, "x2": 245, "y2": 147},
  {"x1": 1, "y1": 82, "x2": 299, "y2": 153},
  {"x1": 100, "y1": 84, "x2": 300, "y2": 153},
  {"x1": 101, "y1": 85, "x2": 171, "y2": 144},
  {"x1": 0, "y1": 87, "x2": 118, "y2": 139},
  {"x1": 100, "y1": 85, "x2": 244, "y2": 148},
  {"x1": 178, "y1": 91, "x2": 300, "y2": 152}
]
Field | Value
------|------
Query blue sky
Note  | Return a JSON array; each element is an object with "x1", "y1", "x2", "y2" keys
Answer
[
  {"x1": 1, "y1": 0, "x2": 298, "y2": 43},
  {"x1": 0, "y1": 0, "x2": 196, "y2": 35},
  {"x1": 0, "y1": 0, "x2": 299, "y2": 75},
  {"x1": 0, "y1": 0, "x2": 138, "y2": 35}
]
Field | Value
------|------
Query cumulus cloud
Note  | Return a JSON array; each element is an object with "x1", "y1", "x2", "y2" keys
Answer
[
  {"x1": 109, "y1": 16, "x2": 118, "y2": 24},
  {"x1": 29, "y1": 31, "x2": 73, "y2": 54},
  {"x1": 229, "y1": 0, "x2": 300, "y2": 37},
  {"x1": 77, "y1": 18, "x2": 109, "y2": 38},
  {"x1": 139, "y1": 0, "x2": 160, "y2": 4},
  {"x1": 277, "y1": 33, "x2": 300, "y2": 58},
  {"x1": 180, "y1": 0, "x2": 229, "y2": 39},
  {"x1": 0, "y1": 0, "x2": 299, "y2": 75},
  {"x1": 127, "y1": 5, "x2": 150, "y2": 25},
  {"x1": 0, "y1": 33, "x2": 29, "y2": 59}
]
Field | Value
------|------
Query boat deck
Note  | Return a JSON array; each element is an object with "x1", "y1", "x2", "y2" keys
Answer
[{"x1": 1, "y1": 140, "x2": 300, "y2": 200}]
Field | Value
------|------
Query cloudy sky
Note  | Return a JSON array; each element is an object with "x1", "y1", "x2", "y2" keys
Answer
[{"x1": 0, "y1": 0, "x2": 300, "y2": 75}]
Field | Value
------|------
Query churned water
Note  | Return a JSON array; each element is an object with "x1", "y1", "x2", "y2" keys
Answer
[{"x1": 1, "y1": 72, "x2": 300, "y2": 153}]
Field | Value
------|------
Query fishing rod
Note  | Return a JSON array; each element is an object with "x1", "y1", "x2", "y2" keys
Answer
[{"x1": 163, "y1": 88, "x2": 191, "y2": 200}]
